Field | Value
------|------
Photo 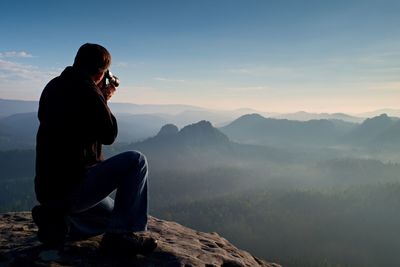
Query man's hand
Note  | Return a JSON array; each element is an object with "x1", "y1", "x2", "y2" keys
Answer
[{"x1": 101, "y1": 84, "x2": 116, "y2": 101}]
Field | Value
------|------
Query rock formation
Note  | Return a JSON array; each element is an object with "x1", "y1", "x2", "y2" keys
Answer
[
  {"x1": 0, "y1": 212, "x2": 281, "y2": 267},
  {"x1": 157, "y1": 124, "x2": 179, "y2": 136}
]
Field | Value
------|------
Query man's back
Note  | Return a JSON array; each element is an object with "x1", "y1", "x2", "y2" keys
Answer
[{"x1": 35, "y1": 66, "x2": 117, "y2": 203}]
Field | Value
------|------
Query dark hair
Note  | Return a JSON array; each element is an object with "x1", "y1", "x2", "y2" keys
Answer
[{"x1": 73, "y1": 43, "x2": 111, "y2": 75}]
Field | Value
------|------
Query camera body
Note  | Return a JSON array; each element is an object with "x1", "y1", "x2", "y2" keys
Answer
[{"x1": 104, "y1": 70, "x2": 120, "y2": 87}]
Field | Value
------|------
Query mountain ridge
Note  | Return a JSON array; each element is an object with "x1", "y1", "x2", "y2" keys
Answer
[{"x1": 3, "y1": 98, "x2": 399, "y2": 123}]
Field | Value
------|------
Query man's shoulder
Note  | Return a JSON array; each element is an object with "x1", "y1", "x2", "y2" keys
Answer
[{"x1": 43, "y1": 68, "x2": 72, "y2": 90}]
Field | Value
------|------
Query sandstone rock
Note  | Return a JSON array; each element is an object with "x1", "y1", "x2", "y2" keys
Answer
[{"x1": 0, "y1": 212, "x2": 281, "y2": 267}]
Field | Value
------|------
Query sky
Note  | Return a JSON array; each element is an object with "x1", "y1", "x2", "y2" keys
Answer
[{"x1": 1, "y1": 0, "x2": 400, "y2": 114}]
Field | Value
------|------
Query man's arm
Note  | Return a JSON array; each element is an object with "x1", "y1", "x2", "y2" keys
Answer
[{"x1": 87, "y1": 88, "x2": 118, "y2": 145}]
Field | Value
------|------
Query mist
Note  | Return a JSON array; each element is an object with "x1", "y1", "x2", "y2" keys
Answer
[{"x1": 1, "y1": 99, "x2": 400, "y2": 267}]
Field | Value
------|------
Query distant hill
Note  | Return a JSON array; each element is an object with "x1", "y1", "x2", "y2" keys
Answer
[
  {"x1": 115, "y1": 113, "x2": 168, "y2": 143},
  {"x1": 131, "y1": 120, "x2": 231, "y2": 152},
  {"x1": 0, "y1": 99, "x2": 38, "y2": 118},
  {"x1": 220, "y1": 113, "x2": 400, "y2": 150},
  {"x1": 0, "y1": 112, "x2": 38, "y2": 150},
  {"x1": 116, "y1": 120, "x2": 292, "y2": 169},
  {"x1": 0, "y1": 99, "x2": 206, "y2": 117},
  {"x1": 2, "y1": 99, "x2": 397, "y2": 150},
  {"x1": 108, "y1": 102, "x2": 205, "y2": 115},
  {"x1": 0, "y1": 99, "x2": 263, "y2": 128},
  {"x1": 346, "y1": 114, "x2": 396, "y2": 144},
  {"x1": 178, "y1": 120, "x2": 230, "y2": 146},
  {"x1": 155, "y1": 109, "x2": 269, "y2": 128},
  {"x1": 274, "y1": 111, "x2": 364, "y2": 123},
  {"x1": 219, "y1": 113, "x2": 355, "y2": 147},
  {"x1": 372, "y1": 120, "x2": 400, "y2": 148},
  {"x1": 358, "y1": 109, "x2": 400, "y2": 118},
  {"x1": 111, "y1": 104, "x2": 273, "y2": 127}
]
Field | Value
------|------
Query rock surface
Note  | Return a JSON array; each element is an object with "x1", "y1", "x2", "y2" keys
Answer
[{"x1": 0, "y1": 212, "x2": 281, "y2": 267}]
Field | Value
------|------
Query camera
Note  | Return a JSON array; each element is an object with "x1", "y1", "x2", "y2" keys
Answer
[{"x1": 104, "y1": 70, "x2": 120, "y2": 87}]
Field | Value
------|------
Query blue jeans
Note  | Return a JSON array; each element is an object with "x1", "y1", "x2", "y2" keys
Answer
[{"x1": 64, "y1": 151, "x2": 149, "y2": 237}]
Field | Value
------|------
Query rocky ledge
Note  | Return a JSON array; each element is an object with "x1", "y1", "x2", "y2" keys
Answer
[{"x1": 0, "y1": 212, "x2": 281, "y2": 267}]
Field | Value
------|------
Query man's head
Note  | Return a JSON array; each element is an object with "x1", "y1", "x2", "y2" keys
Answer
[{"x1": 73, "y1": 43, "x2": 111, "y2": 84}]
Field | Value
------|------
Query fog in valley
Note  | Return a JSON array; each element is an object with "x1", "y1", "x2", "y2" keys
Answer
[{"x1": 1, "y1": 99, "x2": 400, "y2": 267}]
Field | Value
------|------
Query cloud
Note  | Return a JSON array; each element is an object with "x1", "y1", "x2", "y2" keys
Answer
[
  {"x1": 366, "y1": 81, "x2": 400, "y2": 92},
  {"x1": 0, "y1": 59, "x2": 56, "y2": 100},
  {"x1": 154, "y1": 77, "x2": 186, "y2": 83},
  {"x1": 327, "y1": 52, "x2": 400, "y2": 73},
  {"x1": 0, "y1": 59, "x2": 54, "y2": 82},
  {"x1": 225, "y1": 85, "x2": 272, "y2": 92},
  {"x1": 0, "y1": 51, "x2": 33, "y2": 58},
  {"x1": 227, "y1": 65, "x2": 296, "y2": 77}
]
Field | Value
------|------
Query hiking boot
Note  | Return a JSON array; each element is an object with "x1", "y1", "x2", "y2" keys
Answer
[
  {"x1": 99, "y1": 232, "x2": 158, "y2": 256},
  {"x1": 31, "y1": 205, "x2": 68, "y2": 247}
]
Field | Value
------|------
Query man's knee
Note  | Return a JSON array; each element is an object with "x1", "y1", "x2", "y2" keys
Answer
[{"x1": 122, "y1": 150, "x2": 148, "y2": 171}]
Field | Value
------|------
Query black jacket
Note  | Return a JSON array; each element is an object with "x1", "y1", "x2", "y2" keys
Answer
[{"x1": 35, "y1": 66, "x2": 118, "y2": 203}]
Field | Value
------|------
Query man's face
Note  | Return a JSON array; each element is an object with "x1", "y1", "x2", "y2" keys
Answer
[{"x1": 93, "y1": 71, "x2": 105, "y2": 86}]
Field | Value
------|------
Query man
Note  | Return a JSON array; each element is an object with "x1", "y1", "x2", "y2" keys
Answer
[{"x1": 32, "y1": 43, "x2": 157, "y2": 255}]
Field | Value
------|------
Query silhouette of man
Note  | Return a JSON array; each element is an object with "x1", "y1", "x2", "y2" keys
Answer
[{"x1": 32, "y1": 43, "x2": 157, "y2": 255}]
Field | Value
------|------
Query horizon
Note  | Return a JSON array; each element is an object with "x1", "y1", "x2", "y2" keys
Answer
[
  {"x1": 1, "y1": 0, "x2": 400, "y2": 114},
  {"x1": 2, "y1": 97, "x2": 399, "y2": 117}
]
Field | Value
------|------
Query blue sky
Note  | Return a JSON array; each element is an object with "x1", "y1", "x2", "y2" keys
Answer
[{"x1": 1, "y1": 0, "x2": 400, "y2": 113}]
